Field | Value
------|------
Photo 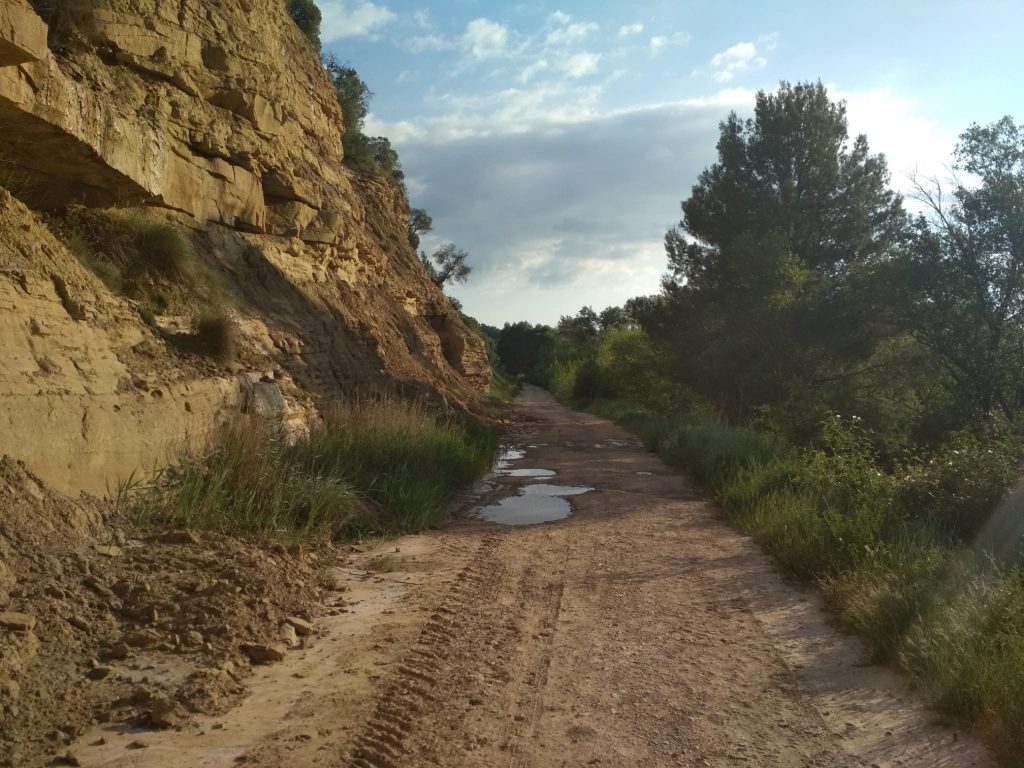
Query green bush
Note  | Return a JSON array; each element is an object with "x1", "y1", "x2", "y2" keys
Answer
[
  {"x1": 898, "y1": 425, "x2": 1023, "y2": 543},
  {"x1": 293, "y1": 400, "x2": 496, "y2": 531},
  {"x1": 286, "y1": 0, "x2": 321, "y2": 49},
  {"x1": 133, "y1": 418, "x2": 362, "y2": 541},
  {"x1": 191, "y1": 311, "x2": 237, "y2": 364},
  {"x1": 0, "y1": 156, "x2": 33, "y2": 201},
  {"x1": 571, "y1": 357, "x2": 605, "y2": 400},
  {"x1": 131, "y1": 400, "x2": 496, "y2": 541},
  {"x1": 547, "y1": 359, "x2": 581, "y2": 402}
]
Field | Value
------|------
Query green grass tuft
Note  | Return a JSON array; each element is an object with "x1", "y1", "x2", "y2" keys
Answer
[
  {"x1": 191, "y1": 311, "x2": 237, "y2": 364},
  {"x1": 133, "y1": 418, "x2": 362, "y2": 542},
  {"x1": 128, "y1": 399, "x2": 496, "y2": 543}
]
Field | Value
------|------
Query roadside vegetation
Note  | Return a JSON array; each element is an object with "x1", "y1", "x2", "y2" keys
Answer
[
  {"x1": 130, "y1": 399, "x2": 496, "y2": 542},
  {"x1": 493, "y1": 84, "x2": 1024, "y2": 761}
]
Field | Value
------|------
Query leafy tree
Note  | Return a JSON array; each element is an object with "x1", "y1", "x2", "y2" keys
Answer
[
  {"x1": 598, "y1": 305, "x2": 629, "y2": 331},
  {"x1": 286, "y1": 0, "x2": 322, "y2": 49},
  {"x1": 890, "y1": 117, "x2": 1024, "y2": 424},
  {"x1": 421, "y1": 244, "x2": 471, "y2": 288},
  {"x1": 556, "y1": 306, "x2": 601, "y2": 351},
  {"x1": 655, "y1": 81, "x2": 906, "y2": 420},
  {"x1": 408, "y1": 208, "x2": 433, "y2": 250},
  {"x1": 497, "y1": 322, "x2": 555, "y2": 377},
  {"x1": 368, "y1": 136, "x2": 404, "y2": 184}
]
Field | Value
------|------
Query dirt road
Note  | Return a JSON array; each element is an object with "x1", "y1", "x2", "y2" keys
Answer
[{"x1": 73, "y1": 387, "x2": 994, "y2": 767}]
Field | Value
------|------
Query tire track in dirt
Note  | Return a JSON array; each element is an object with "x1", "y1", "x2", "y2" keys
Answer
[{"x1": 347, "y1": 534, "x2": 506, "y2": 768}]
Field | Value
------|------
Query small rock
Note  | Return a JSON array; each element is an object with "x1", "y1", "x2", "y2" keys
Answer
[
  {"x1": 158, "y1": 530, "x2": 200, "y2": 545},
  {"x1": 126, "y1": 740, "x2": 148, "y2": 750},
  {"x1": 86, "y1": 666, "x2": 111, "y2": 681},
  {"x1": 83, "y1": 577, "x2": 117, "y2": 603},
  {"x1": 143, "y1": 693, "x2": 179, "y2": 729},
  {"x1": 94, "y1": 545, "x2": 122, "y2": 558},
  {"x1": 279, "y1": 623, "x2": 299, "y2": 648},
  {"x1": 123, "y1": 629, "x2": 161, "y2": 648},
  {"x1": 184, "y1": 630, "x2": 204, "y2": 646},
  {"x1": 68, "y1": 615, "x2": 91, "y2": 632},
  {"x1": 284, "y1": 616, "x2": 315, "y2": 636},
  {"x1": 0, "y1": 611, "x2": 37, "y2": 632},
  {"x1": 104, "y1": 642, "x2": 130, "y2": 660},
  {"x1": 51, "y1": 753, "x2": 81, "y2": 766},
  {"x1": 240, "y1": 642, "x2": 287, "y2": 664}
]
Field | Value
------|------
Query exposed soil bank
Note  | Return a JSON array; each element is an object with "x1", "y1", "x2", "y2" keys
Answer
[{"x1": 70, "y1": 386, "x2": 994, "y2": 767}]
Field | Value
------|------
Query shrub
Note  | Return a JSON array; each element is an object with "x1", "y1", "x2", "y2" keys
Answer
[
  {"x1": 571, "y1": 358, "x2": 605, "y2": 400},
  {"x1": 191, "y1": 311, "x2": 237, "y2": 364},
  {"x1": 292, "y1": 399, "x2": 496, "y2": 531},
  {"x1": 131, "y1": 217, "x2": 196, "y2": 280},
  {"x1": 286, "y1": 0, "x2": 321, "y2": 49},
  {"x1": 0, "y1": 156, "x2": 33, "y2": 201},
  {"x1": 131, "y1": 400, "x2": 496, "y2": 541},
  {"x1": 547, "y1": 359, "x2": 581, "y2": 402},
  {"x1": 133, "y1": 418, "x2": 363, "y2": 541},
  {"x1": 898, "y1": 425, "x2": 1024, "y2": 543}
]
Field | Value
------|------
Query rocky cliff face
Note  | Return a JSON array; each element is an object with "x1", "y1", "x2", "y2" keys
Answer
[{"x1": 0, "y1": 0, "x2": 491, "y2": 495}]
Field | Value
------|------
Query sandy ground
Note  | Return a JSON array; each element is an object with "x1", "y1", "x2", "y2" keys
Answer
[{"x1": 72, "y1": 386, "x2": 995, "y2": 767}]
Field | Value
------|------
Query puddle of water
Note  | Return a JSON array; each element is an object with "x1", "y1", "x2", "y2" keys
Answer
[
  {"x1": 494, "y1": 445, "x2": 525, "y2": 471},
  {"x1": 478, "y1": 483, "x2": 594, "y2": 526},
  {"x1": 522, "y1": 484, "x2": 591, "y2": 497},
  {"x1": 504, "y1": 468, "x2": 556, "y2": 478}
]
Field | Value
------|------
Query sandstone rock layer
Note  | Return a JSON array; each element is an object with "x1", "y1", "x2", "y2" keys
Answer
[{"x1": 0, "y1": 0, "x2": 491, "y2": 495}]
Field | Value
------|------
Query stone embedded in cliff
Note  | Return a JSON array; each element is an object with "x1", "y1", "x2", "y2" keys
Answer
[{"x1": 0, "y1": 1, "x2": 47, "y2": 67}]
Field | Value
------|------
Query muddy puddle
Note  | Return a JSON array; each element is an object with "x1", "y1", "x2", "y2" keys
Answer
[
  {"x1": 503, "y1": 468, "x2": 556, "y2": 477},
  {"x1": 478, "y1": 483, "x2": 593, "y2": 526},
  {"x1": 493, "y1": 444, "x2": 557, "y2": 479}
]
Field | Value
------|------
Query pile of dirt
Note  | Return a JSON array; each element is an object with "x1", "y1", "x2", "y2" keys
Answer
[{"x1": 0, "y1": 457, "x2": 330, "y2": 768}]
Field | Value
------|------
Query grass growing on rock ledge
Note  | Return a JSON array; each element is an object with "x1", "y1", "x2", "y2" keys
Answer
[
  {"x1": 585, "y1": 397, "x2": 1024, "y2": 762},
  {"x1": 131, "y1": 399, "x2": 495, "y2": 542}
]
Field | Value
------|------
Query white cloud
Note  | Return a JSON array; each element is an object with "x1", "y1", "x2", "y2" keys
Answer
[
  {"x1": 384, "y1": 99, "x2": 739, "y2": 323},
  {"x1": 462, "y1": 18, "x2": 510, "y2": 59},
  {"x1": 518, "y1": 59, "x2": 549, "y2": 84},
  {"x1": 759, "y1": 32, "x2": 780, "y2": 51},
  {"x1": 563, "y1": 52, "x2": 601, "y2": 79},
  {"x1": 318, "y1": 1, "x2": 396, "y2": 41},
  {"x1": 544, "y1": 12, "x2": 599, "y2": 47},
  {"x1": 618, "y1": 23, "x2": 644, "y2": 37},
  {"x1": 649, "y1": 31, "x2": 690, "y2": 56},
  {"x1": 707, "y1": 41, "x2": 766, "y2": 82},
  {"x1": 404, "y1": 33, "x2": 452, "y2": 53},
  {"x1": 836, "y1": 86, "x2": 955, "y2": 195}
]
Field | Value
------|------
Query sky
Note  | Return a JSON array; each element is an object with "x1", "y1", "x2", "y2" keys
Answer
[{"x1": 319, "y1": 0, "x2": 1024, "y2": 327}]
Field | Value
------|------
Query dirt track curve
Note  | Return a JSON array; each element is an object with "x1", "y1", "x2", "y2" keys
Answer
[{"x1": 73, "y1": 386, "x2": 995, "y2": 768}]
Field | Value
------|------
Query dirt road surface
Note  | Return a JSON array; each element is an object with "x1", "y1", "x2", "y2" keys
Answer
[{"x1": 73, "y1": 387, "x2": 995, "y2": 768}]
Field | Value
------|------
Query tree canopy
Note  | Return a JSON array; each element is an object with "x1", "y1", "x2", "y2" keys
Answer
[
  {"x1": 285, "y1": 0, "x2": 322, "y2": 49},
  {"x1": 421, "y1": 244, "x2": 472, "y2": 288},
  {"x1": 655, "y1": 81, "x2": 907, "y2": 425}
]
